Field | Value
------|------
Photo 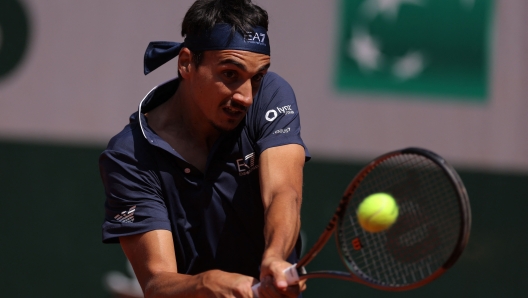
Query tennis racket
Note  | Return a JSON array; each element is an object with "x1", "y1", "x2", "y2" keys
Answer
[{"x1": 252, "y1": 147, "x2": 471, "y2": 296}]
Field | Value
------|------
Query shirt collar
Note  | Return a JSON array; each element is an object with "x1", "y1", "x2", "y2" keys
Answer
[{"x1": 136, "y1": 78, "x2": 180, "y2": 141}]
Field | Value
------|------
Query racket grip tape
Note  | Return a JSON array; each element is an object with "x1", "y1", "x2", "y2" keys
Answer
[{"x1": 251, "y1": 264, "x2": 300, "y2": 297}]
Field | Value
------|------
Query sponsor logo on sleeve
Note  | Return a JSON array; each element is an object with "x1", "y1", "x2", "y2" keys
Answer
[
  {"x1": 273, "y1": 127, "x2": 291, "y2": 134},
  {"x1": 265, "y1": 109, "x2": 277, "y2": 122},
  {"x1": 114, "y1": 205, "x2": 136, "y2": 223},
  {"x1": 265, "y1": 105, "x2": 295, "y2": 122}
]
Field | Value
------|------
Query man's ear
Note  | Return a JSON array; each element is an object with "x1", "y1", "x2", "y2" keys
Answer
[{"x1": 178, "y1": 48, "x2": 193, "y2": 79}]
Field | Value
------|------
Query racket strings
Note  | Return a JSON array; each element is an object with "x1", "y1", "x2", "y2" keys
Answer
[{"x1": 337, "y1": 153, "x2": 463, "y2": 287}]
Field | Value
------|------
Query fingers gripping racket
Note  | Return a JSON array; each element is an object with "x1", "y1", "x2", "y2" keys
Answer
[{"x1": 252, "y1": 147, "x2": 471, "y2": 296}]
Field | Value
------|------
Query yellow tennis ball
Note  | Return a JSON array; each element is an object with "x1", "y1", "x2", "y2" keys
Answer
[{"x1": 357, "y1": 193, "x2": 399, "y2": 233}]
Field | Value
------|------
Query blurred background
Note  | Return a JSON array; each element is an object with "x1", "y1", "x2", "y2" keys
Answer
[{"x1": 1, "y1": 0, "x2": 527, "y2": 296}]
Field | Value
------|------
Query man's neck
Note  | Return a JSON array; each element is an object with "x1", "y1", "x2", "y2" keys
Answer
[{"x1": 145, "y1": 85, "x2": 221, "y2": 172}]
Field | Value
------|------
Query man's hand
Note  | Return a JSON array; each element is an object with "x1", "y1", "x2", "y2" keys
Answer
[
  {"x1": 198, "y1": 270, "x2": 258, "y2": 298},
  {"x1": 256, "y1": 256, "x2": 305, "y2": 298},
  {"x1": 121, "y1": 230, "x2": 260, "y2": 298}
]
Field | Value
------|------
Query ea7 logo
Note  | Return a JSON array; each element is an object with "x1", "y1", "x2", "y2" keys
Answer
[
  {"x1": 245, "y1": 32, "x2": 266, "y2": 43},
  {"x1": 114, "y1": 205, "x2": 136, "y2": 223},
  {"x1": 236, "y1": 152, "x2": 259, "y2": 176}
]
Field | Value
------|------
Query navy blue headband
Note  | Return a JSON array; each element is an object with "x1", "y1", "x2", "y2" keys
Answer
[{"x1": 144, "y1": 23, "x2": 270, "y2": 75}]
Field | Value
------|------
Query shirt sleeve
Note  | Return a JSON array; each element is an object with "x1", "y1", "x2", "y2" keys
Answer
[
  {"x1": 99, "y1": 148, "x2": 172, "y2": 243},
  {"x1": 248, "y1": 72, "x2": 311, "y2": 160}
]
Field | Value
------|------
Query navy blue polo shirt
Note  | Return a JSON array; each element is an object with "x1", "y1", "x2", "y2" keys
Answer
[{"x1": 100, "y1": 72, "x2": 310, "y2": 279}]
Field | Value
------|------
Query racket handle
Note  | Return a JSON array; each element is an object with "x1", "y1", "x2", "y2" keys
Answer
[{"x1": 251, "y1": 264, "x2": 299, "y2": 297}]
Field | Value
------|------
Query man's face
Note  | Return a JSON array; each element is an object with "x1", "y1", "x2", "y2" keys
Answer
[{"x1": 185, "y1": 49, "x2": 270, "y2": 132}]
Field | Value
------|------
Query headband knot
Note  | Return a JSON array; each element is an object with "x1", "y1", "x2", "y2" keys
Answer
[{"x1": 143, "y1": 24, "x2": 270, "y2": 75}]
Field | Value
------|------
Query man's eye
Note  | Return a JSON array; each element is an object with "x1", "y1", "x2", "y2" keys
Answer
[
  {"x1": 252, "y1": 74, "x2": 264, "y2": 82},
  {"x1": 223, "y1": 71, "x2": 236, "y2": 79}
]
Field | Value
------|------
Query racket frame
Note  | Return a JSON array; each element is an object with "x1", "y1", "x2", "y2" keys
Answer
[{"x1": 294, "y1": 147, "x2": 471, "y2": 291}]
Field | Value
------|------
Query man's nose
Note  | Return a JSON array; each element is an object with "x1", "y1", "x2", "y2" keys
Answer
[{"x1": 231, "y1": 79, "x2": 253, "y2": 107}]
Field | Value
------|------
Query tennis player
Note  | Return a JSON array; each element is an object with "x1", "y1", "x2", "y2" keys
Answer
[{"x1": 99, "y1": 0, "x2": 310, "y2": 297}]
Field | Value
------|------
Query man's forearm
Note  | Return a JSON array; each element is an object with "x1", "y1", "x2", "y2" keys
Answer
[
  {"x1": 143, "y1": 270, "x2": 255, "y2": 298},
  {"x1": 143, "y1": 271, "x2": 201, "y2": 298},
  {"x1": 262, "y1": 189, "x2": 302, "y2": 260}
]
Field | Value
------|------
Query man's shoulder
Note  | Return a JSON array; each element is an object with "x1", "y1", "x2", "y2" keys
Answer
[
  {"x1": 253, "y1": 72, "x2": 296, "y2": 108},
  {"x1": 105, "y1": 119, "x2": 144, "y2": 154},
  {"x1": 253, "y1": 72, "x2": 295, "y2": 106},
  {"x1": 261, "y1": 72, "x2": 291, "y2": 90}
]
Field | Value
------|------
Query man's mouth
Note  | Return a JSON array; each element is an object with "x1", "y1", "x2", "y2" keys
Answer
[
  {"x1": 222, "y1": 107, "x2": 245, "y2": 119},
  {"x1": 223, "y1": 102, "x2": 247, "y2": 116}
]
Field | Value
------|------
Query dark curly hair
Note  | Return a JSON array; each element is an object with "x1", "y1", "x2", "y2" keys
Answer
[{"x1": 181, "y1": 0, "x2": 269, "y2": 66}]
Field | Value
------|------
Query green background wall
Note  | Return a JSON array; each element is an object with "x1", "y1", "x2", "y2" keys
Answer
[{"x1": 1, "y1": 140, "x2": 526, "y2": 297}]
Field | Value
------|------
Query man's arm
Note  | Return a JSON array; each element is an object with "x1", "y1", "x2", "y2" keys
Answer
[
  {"x1": 258, "y1": 144, "x2": 306, "y2": 297},
  {"x1": 120, "y1": 230, "x2": 257, "y2": 298}
]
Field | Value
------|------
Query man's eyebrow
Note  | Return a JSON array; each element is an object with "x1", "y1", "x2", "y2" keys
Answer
[
  {"x1": 219, "y1": 59, "x2": 247, "y2": 71},
  {"x1": 218, "y1": 59, "x2": 270, "y2": 72},
  {"x1": 258, "y1": 63, "x2": 271, "y2": 72}
]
